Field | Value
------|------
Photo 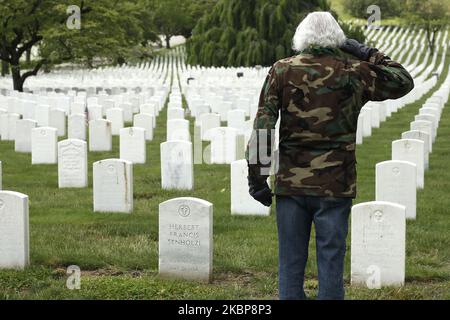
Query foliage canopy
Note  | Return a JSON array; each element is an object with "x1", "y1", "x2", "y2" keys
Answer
[{"x1": 186, "y1": 0, "x2": 366, "y2": 67}]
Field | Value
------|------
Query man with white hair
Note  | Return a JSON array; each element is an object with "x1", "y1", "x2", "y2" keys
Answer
[{"x1": 246, "y1": 11, "x2": 414, "y2": 300}]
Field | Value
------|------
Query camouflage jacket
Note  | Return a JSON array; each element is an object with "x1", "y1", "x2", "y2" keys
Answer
[{"x1": 246, "y1": 46, "x2": 414, "y2": 198}]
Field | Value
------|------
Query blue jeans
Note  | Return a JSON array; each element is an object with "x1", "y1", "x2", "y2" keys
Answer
[{"x1": 276, "y1": 195, "x2": 352, "y2": 300}]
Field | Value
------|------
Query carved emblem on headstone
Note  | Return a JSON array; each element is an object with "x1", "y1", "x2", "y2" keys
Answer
[
  {"x1": 392, "y1": 167, "x2": 400, "y2": 175},
  {"x1": 107, "y1": 164, "x2": 116, "y2": 174},
  {"x1": 373, "y1": 210, "x2": 384, "y2": 222},
  {"x1": 178, "y1": 205, "x2": 190, "y2": 217}
]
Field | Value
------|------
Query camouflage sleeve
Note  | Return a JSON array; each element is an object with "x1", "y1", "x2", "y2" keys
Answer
[
  {"x1": 246, "y1": 65, "x2": 281, "y2": 188},
  {"x1": 358, "y1": 51, "x2": 414, "y2": 101}
]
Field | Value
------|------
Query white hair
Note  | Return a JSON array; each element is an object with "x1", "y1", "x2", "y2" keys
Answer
[{"x1": 292, "y1": 11, "x2": 347, "y2": 52}]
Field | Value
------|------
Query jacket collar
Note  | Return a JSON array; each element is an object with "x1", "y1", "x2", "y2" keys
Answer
[{"x1": 301, "y1": 46, "x2": 342, "y2": 57}]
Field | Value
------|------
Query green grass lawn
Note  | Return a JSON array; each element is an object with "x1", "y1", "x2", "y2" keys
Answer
[{"x1": 1, "y1": 50, "x2": 450, "y2": 299}]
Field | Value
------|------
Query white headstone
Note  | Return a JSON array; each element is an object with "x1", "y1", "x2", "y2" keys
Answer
[
  {"x1": 231, "y1": 160, "x2": 270, "y2": 216},
  {"x1": 35, "y1": 105, "x2": 50, "y2": 126},
  {"x1": 0, "y1": 191, "x2": 29, "y2": 269},
  {"x1": 15, "y1": 119, "x2": 37, "y2": 153},
  {"x1": 87, "y1": 97, "x2": 98, "y2": 107},
  {"x1": 0, "y1": 113, "x2": 20, "y2": 141},
  {"x1": 159, "y1": 197, "x2": 213, "y2": 282},
  {"x1": 200, "y1": 113, "x2": 221, "y2": 141},
  {"x1": 193, "y1": 105, "x2": 211, "y2": 119},
  {"x1": 58, "y1": 139, "x2": 88, "y2": 188},
  {"x1": 414, "y1": 115, "x2": 437, "y2": 142},
  {"x1": 410, "y1": 120, "x2": 433, "y2": 147},
  {"x1": 22, "y1": 100, "x2": 36, "y2": 120},
  {"x1": 106, "y1": 108, "x2": 124, "y2": 135},
  {"x1": 68, "y1": 114, "x2": 87, "y2": 141},
  {"x1": 375, "y1": 101, "x2": 387, "y2": 122},
  {"x1": 89, "y1": 119, "x2": 112, "y2": 152},
  {"x1": 49, "y1": 108, "x2": 66, "y2": 137},
  {"x1": 205, "y1": 127, "x2": 243, "y2": 164},
  {"x1": 236, "y1": 98, "x2": 251, "y2": 116},
  {"x1": 356, "y1": 112, "x2": 364, "y2": 145},
  {"x1": 418, "y1": 109, "x2": 439, "y2": 127},
  {"x1": 71, "y1": 102, "x2": 86, "y2": 115},
  {"x1": 167, "y1": 108, "x2": 185, "y2": 120},
  {"x1": 120, "y1": 127, "x2": 146, "y2": 164},
  {"x1": 119, "y1": 103, "x2": 133, "y2": 122},
  {"x1": 140, "y1": 103, "x2": 157, "y2": 117},
  {"x1": 93, "y1": 159, "x2": 133, "y2": 213},
  {"x1": 368, "y1": 103, "x2": 380, "y2": 128},
  {"x1": 88, "y1": 105, "x2": 103, "y2": 121},
  {"x1": 102, "y1": 99, "x2": 115, "y2": 115},
  {"x1": 392, "y1": 139, "x2": 424, "y2": 189},
  {"x1": 361, "y1": 108, "x2": 372, "y2": 137},
  {"x1": 420, "y1": 106, "x2": 440, "y2": 122},
  {"x1": 133, "y1": 113, "x2": 154, "y2": 141},
  {"x1": 161, "y1": 141, "x2": 193, "y2": 190},
  {"x1": 167, "y1": 119, "x2": 190, "y2": 141},
  {"x1": 375, "y1": 102, "x2": 390, "y2": 122},
  {"x1": 376, "y1": 160, "x2": 417, "y2": 220},
  {"x1": 215, "y1": 101, "x2": 232, "y2": 121},
  {"x1": 351, "y1": 201, "x2": 406, "y2": 287},
  {"x1": 227, "y1": 109, "x2": 246, "y2": 133},
  {"x1": 402, "y1": 130, "x2": 430, "y2": 169},
  {"x1": 31, "y1": 127, "x2": 58, "y2": 164}
]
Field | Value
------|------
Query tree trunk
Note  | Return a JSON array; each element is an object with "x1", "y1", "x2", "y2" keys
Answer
[
  {"x1": 426, "y1": 24, "x2": 435, "y2": 54},
  {"x1": 26, "y1": 49, "x2": 31, "y2": 64},
  {"x1": 431, "y1": 28, "x2": 438, "y2": 54},
  {"x1": 11, "y1": 65, "x2": 24, "y2": 92},
  {"x1": 165, "y1": 35, "x2": 171, "y2": 49},
  {"x1": 1, "y1": 60, "x2": 9, "y2": 76}
]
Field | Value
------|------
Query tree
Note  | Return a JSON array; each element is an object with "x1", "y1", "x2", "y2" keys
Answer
[
  {"x1": 181, "y1": 0, "x2": 219, "y2": 38},
  {"x1": 41, "y1": 0, "x2": 145, "y2": 68},
  {"x1": 0, "y1": 0, "x2": 149, "y2": 91},
  {"x1": 152, "y1": 0, "x2": 191, "y2": 49},
  {"x1": 403, "y1": 0, "x2": 450, "y2": 53},
  {"x1": 0, "y1": 0, "x2": 57, "y2": 91},
  {"x1": 137, "y1": 0, "x2": 161, "y2": 47},
  {"x1": 1, "y1": 60, "x2": 9, "y2": 77},
  {"x1": 186, "y1": 0, "x2": 366, "y2": 67}
]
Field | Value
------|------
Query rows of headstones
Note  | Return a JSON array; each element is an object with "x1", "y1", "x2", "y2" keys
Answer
[
  {"x1": 351, "y1": 72, "x2": 450, "y2": 288},
  {"x1": 349, "y1": 26, "x2": 450, "y2": 288},
  {"x1": 0, "y1": 49, "x2": 222, "y2": 281},
  {"x1": 0, "y1": 52, "x2": 174, "y2": 269},
  {"x1": 366, "y1": 26, "x2": 449, "y2": 83},
  {"x1": 1, "y1": 27, "x2": 450, "y2": 285},
  {"x1": 357, "y1": 28, "x2": 448, "y2": 144}
]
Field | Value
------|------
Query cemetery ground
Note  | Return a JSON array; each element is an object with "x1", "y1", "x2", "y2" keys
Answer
[{"x1": 0, "y1": 57, "x2": 449, "y2": 301}]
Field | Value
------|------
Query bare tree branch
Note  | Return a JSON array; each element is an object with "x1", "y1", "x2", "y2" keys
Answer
[
  {"x1": 17, "y1": 33, "x2": 43, "y2": 57},
  {"x1": 20, "y1": 59, "x2": 44, "y2": 82}
]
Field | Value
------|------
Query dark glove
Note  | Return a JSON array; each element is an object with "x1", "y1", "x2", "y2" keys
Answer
[
  {"x1": 340, "y1": 39, "x2": 378, "y2": 61},
  {"x1": 249, "y1": 181, "x2": 273, "y2": 207}
]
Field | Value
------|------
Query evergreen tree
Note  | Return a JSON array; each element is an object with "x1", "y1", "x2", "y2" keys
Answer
[{"x1": 187, "y1": 0, "x2": 365, "y2": 67}]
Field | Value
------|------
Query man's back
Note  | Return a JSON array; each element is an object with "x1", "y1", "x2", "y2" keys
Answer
[
  {"x1": 248, "y1": 46, "x2": 414, "y2": 198},
  {"x1": 245, "y1": 11, "x2": 415, "y2": 301}
]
